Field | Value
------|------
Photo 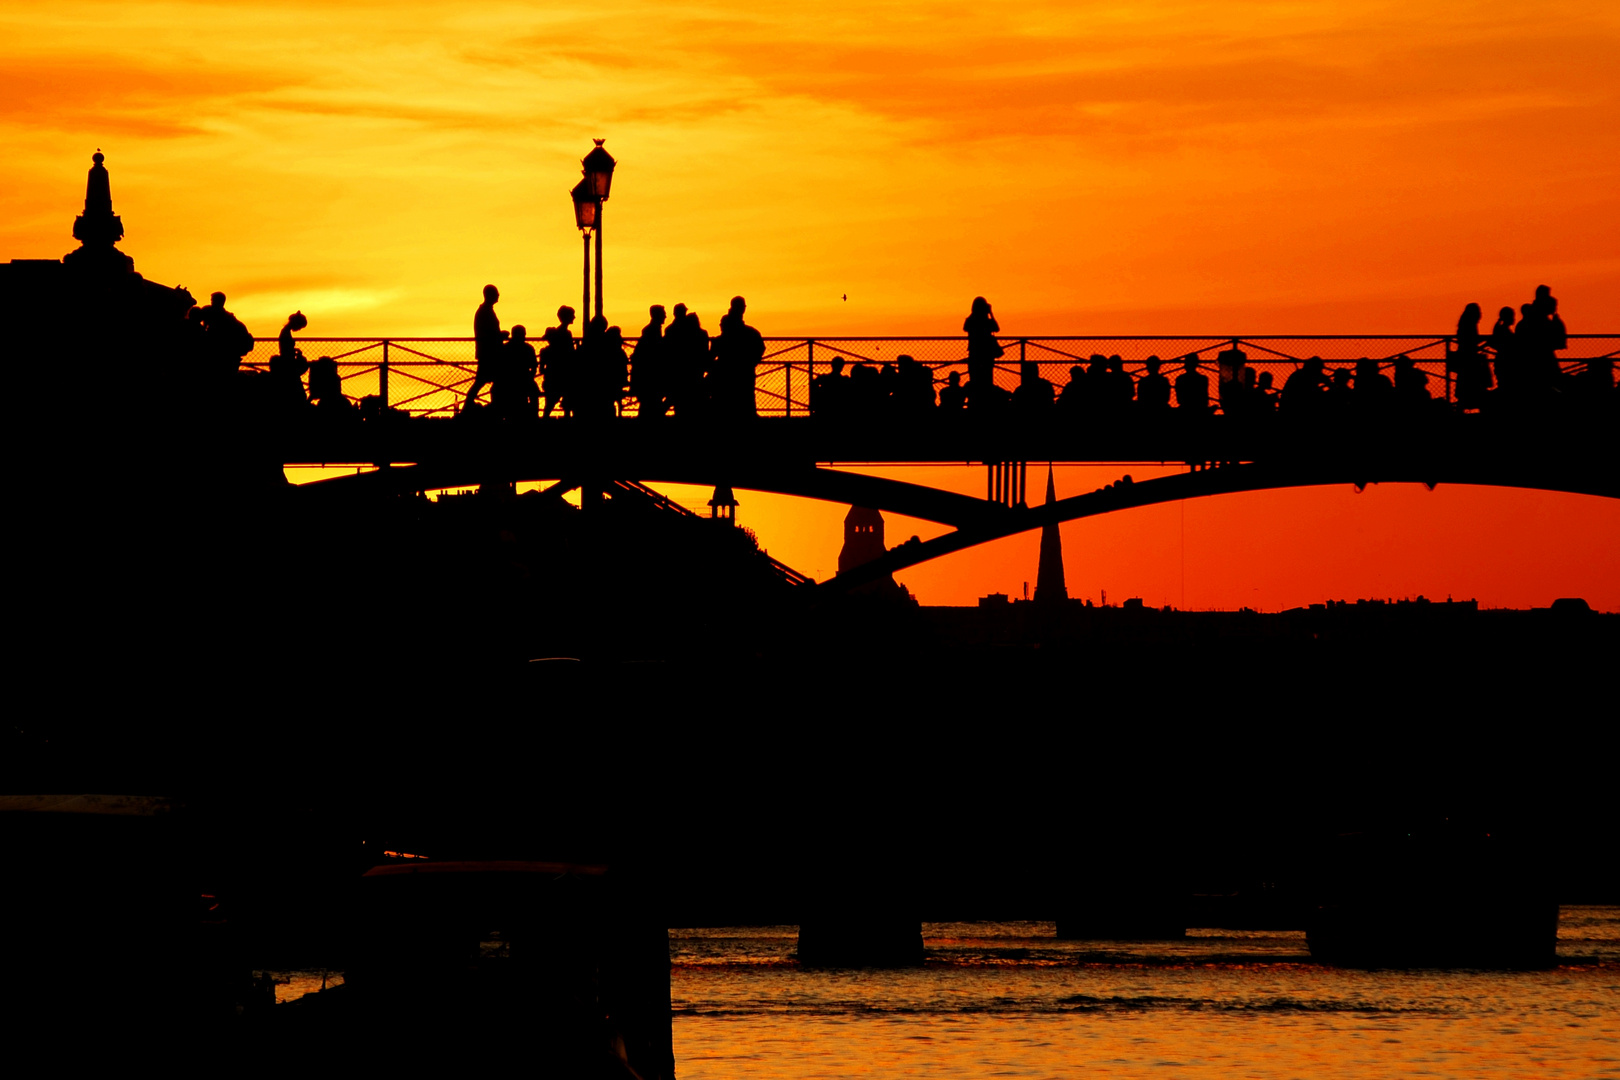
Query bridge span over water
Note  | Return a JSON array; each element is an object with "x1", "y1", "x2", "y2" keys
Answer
[{"x1": 274, "y1": 333, "x2": 1617, "y2": 591}]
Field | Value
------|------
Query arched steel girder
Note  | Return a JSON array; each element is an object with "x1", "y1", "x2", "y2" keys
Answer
[
  {"x1": 818, "y1": 461, "x2": 1620, "y2": 594},
  {"x1": 299, "y1": 455, "x2": 1616, "y2": 592},
  {"x1": 303, "y1": 460, "x2": 998, "y2": 527}
]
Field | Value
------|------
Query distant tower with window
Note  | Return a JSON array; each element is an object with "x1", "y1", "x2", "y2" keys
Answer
[
  {"x1": 838, "y1": 506, "x2": 911, "y2": 600},
  {"x1": 1033, "y1": 466, "x2": 1068, "y2": 604},
  {"x1": 839, "y1": 506, "x2": 886, "y2": 572}
]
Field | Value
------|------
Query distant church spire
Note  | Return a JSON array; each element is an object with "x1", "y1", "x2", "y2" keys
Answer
[
  {"x1": 1034, "y1": 466, "x2": 1067, "y2": 604},
  {"x1": 65, "y1": 150, "x2": 133, "y2": 272}
]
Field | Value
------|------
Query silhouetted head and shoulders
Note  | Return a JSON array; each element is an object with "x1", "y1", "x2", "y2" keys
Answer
[
  {"x1": 541, "y1": 307, "x2": 576, "y2": 357},
  {"x1": 1174, "y1": 357, "x2": 1209, "y2": 412},
  {"x1": 1137, "y1": 355, "x2": 1172, "y2": 410},
  {"x1": 506, "y1": 322, "x2": 536, "y2": 358},
  {"x1": 638, "y1": 304, "x2": 666, "y2": 344},
  {"x1": 1353, "y1": 358, "x2": 1394, "y2": 402},
  {"x1": 1457, "y1": 302, "x2": 1482, "y2": 343},
  {"x1": 474, "y1": 285, "x2": 502, "y2": 357},
  {"x1": 963, "y1": 296, "x2": 998, "y2": 334},
  {"x1": 1011, "y1": 360, "x2": 1054, "y2": 411}
]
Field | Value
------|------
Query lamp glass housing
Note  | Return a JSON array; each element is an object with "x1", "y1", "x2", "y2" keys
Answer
[
  {"x1": 571, "y1": 180, "x2": 598, "y2": 230},
  {"x1": 582, "y1": 140, "x2": 616, "y2": 200}
]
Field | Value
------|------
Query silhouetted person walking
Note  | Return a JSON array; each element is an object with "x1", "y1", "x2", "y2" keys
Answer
[
  {"x1": 963, "y1": 297, "x2": 1002, "y2": 407},
  {"x1": 631, "y1": 305, "x2": 667, "y2": 417},
  {"x1": 541, "y1": 306, "x2": 576, "y2": 418},
  {"x1": 467, "y1": 285, "x2": 503, "y2": 412}
]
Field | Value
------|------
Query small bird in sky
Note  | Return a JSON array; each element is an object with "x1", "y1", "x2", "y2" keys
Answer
[{"x1": 842, "y1": 293, "x2": 847, "y2": 301}]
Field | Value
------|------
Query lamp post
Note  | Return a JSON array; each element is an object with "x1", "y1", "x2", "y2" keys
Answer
[
  {"x1": 580, "y1": 139, "x2": 617, "y2": 322},
  {"x1": 570, "y1": 178, "x2": 597, "y2": 322}
]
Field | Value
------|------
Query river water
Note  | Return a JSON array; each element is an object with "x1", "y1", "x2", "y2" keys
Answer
[{"x1": 670, "y1": 907, "x2": 1619, "y2": 1078}]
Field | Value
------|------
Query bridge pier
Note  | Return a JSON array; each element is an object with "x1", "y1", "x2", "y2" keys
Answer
[
  {"x1": 797, "y1": 908, "x2": 924, "y2": 967},
  {"x1": 1055, "y1": 845, "x2": 1189, "y2": 941},
  {"x1": 795, "y1": 855, "x2": 924, "y2": 967},
  {"x1": 987, "y1": 461, "x2": 1027, "y2": 508}
]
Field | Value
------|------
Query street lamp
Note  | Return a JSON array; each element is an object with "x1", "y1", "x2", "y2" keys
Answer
[
  {"x1": 580, "y1": 139, "x2": 616, "y2": 321},
  {"x1": 570, "y1": 178, "x2": 597, "y2": 324}
]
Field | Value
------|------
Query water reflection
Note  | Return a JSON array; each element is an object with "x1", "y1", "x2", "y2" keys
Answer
[{"x1": 670, "y1": 908, "x2": 1618, "y2": 1078}]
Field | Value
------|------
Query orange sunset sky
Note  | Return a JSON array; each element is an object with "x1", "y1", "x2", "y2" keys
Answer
[{"x1": 4, "y1": 0, "x2": 1617, "y2": 608}]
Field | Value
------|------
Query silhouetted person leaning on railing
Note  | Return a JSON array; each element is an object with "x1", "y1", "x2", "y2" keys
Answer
[
  {"x1": 540, "y1": 306, "x2": 575, "y2": 418},
  {"x1": 466, "y1": 284, "x2": 503, "y2": 413},
  {"x1": 272, "y1": 311, "x2": 310, "y2": 410}
]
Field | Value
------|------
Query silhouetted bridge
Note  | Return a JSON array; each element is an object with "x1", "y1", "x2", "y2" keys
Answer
[{"x1": 276, "y1": 334, "x2": 1619, "y2": 591}]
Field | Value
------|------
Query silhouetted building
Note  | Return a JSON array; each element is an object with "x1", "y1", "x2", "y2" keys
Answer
[
  {"x1": 837, "y1": 506, "x2": 910, "y2": 601},
  {"x1": 1033, "y1": 467, "x2": 1067, "y2": 604},
  {"x1": 2, "y1": 151, "x2": 195, "y2": 371},
  {"x1": 709, "y1": 484, "x2": 738, "y2": 524},
  {"x1": 839, "y1": 507, "x2": 886, "y2": 572}
]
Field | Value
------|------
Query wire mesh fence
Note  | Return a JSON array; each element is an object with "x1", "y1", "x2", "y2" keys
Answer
[{"x1": 248, "y1": 335, "x2": 1620, "y2": 418}]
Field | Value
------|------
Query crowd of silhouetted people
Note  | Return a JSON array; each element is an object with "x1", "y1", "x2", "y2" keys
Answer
[
  {"x1": 193, "y1": 282, "x2": 1611, "y2": 422},
  {"x1": 465, "y1": 286, "x2": 765, "y2": 421}
]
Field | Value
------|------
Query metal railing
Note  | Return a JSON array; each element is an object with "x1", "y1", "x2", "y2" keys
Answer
[{"x1": 246, "y1": 335, "x2": 1620, "y2": 418}]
